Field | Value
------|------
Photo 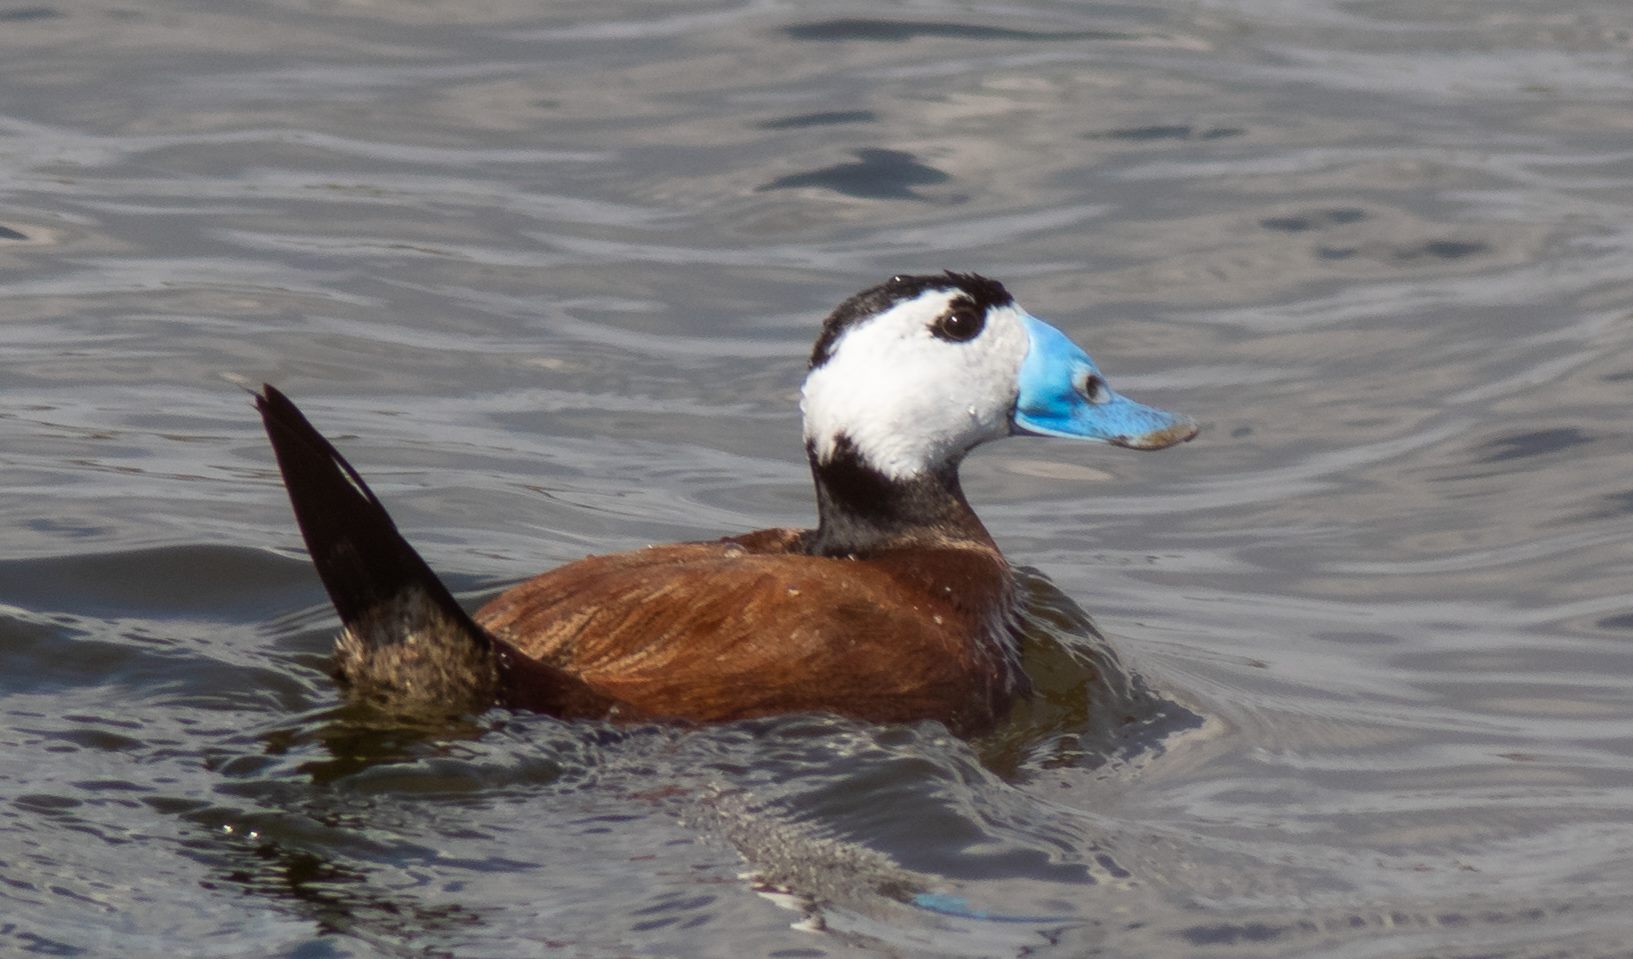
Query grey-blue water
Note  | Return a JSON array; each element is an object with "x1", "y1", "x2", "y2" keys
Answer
[{"x1": 3, "y1": 2, "x2": 1632, "y2": 956}]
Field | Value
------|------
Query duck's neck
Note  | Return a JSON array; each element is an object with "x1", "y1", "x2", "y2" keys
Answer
[{"x1": 803, "y1": 434, "x2": 995, "y2": 557}]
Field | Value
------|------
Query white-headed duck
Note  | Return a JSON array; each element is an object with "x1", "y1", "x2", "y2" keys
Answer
[{"x1": 257, "y1": 273, "x2": 1196, "y2": 736}]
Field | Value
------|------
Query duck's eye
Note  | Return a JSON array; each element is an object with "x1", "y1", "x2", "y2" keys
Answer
[
  {"x1": 1075, "y1": 370, "x2": 1108, "y2": 404},
  {"x1": 932, "y1": 306, "x2": 985, "y2": 343}
]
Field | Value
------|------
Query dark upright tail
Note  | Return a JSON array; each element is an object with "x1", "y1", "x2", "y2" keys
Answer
[
  {"x1": 257, "y1": 385, "x2": 628, "y2": 719},
  {"x1": 256, "y1": 384, "x2": 508, "y2": 713}
]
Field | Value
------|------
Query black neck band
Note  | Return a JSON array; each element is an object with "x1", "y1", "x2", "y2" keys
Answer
[{"x1": 804, "y1": 434, "x2": 992, "y2": 556}]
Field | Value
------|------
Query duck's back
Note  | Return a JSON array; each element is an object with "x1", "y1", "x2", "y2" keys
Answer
[{"x1": 474, "y1": 529, "x2": 1025, "y2": 734}]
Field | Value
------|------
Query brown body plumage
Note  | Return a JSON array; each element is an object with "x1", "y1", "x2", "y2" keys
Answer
[{"x1": 477, "y1": 529, "x2": 1026, "y2": 734}]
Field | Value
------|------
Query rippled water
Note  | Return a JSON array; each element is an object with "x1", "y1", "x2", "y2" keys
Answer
[{"x1": 4, "y1": 1, "x2": 1633, "y2": 956}]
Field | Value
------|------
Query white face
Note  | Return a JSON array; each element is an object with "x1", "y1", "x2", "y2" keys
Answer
[{"x1": 801, "y1": 288, "x2": 1033, "y2": 480}]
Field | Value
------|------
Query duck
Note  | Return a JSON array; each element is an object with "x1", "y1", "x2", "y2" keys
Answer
[{"x1": 257, "y1": 273, "x2": 1196, "y2": 736}]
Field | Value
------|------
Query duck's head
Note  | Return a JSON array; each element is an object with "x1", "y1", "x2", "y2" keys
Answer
[{"x1": 801, "y1": 272, "x2": 1197, "y2": 484}]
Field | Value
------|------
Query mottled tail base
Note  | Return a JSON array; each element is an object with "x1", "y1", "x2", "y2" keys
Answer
[
  {"x1": 256, "y1": 384, "x2": 608, "y2": 718},
  {"x1": 332, "y1": 591, "x2": 500, "y2": 714}
]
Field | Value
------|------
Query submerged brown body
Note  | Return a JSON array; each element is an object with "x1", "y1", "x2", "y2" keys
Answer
[{"x1": 476, "y1": 529, "x2": 1026, "y2": 735}]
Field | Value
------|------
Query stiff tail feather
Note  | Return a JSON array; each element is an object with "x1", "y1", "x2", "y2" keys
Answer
[{"x1": 256, "y1": 385, "x2": 613, "y2": 717}]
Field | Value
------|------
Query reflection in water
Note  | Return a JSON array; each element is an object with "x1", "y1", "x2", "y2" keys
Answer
[
  {"x1": 1087, "y1": 125, "x2": 1245, "y2": 142},
  {"x1": 761, "y1": 148, "x2": 949, "y2": 200},
  {"x1": 1477, "y1": 427, "x2": 1596, "y2": 464},
  {"x1": 783, "y1": 18, "x2": 1133, "y2": 43},
  {"x1": 756, "y1": 110, "x2": 877, "y2": 130},
  {"x1": 1259, "y1": 209, "x2": 1367, "y2": 232},
  {"x1": 980, "y1": 568, "x2": 1202, "y2": 777}
]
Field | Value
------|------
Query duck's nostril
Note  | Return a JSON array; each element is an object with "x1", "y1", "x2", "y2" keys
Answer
[{"x1": 1075, "y1": 372, "x2": 1107, "y2": 403}]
